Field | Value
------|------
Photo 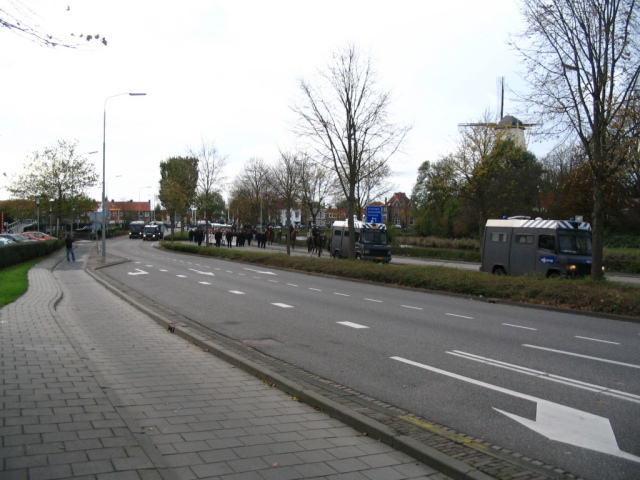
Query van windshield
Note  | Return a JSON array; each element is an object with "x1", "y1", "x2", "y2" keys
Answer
[
  {"x1": 557, "y1": 231, "x2": 592, "y2": 255},
  {"x1": 144, "y1": 227, "x2": 157, "y2": 233},
  {"x1": 360, "y1": 231, "x2": 388, "y2": 245}
]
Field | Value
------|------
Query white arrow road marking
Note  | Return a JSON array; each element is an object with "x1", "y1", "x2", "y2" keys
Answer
[
  {"x1": 229, "y1": 291, "x2": 245, "y2": 295},
  {"x1": 188, "y1": 268, "x2": 215, "y2": 276},
  {"x1": 244, "y1": 268, "x2": 277, "y2": 275},
  {"x1": 272, "y1": 303, "x2": 293, "y2": 308},
  {"x1": 199, "y1": 282, "x2": 211, "y2": 285},
  {"x1": 127, "y1": 269, "x2": 149, "y2": 276},
  {"x1": 337, "y1": 321, "x2": 369, "y2": 329},
  {"x1": 391, "y1": 356, "x2": 640, "y2": 463}
]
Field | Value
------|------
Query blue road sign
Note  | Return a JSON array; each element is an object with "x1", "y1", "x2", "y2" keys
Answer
[{"x1": 366, "y1": 206, "x2": 383, "y2": 223}]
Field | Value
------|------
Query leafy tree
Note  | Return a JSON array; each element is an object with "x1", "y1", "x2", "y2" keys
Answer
[
  {"x1": 8, "y1": 139, "x2": 98, "y2": 235},
  {"x1": 411, "y1": 157, "x2": 460, "y2": 237},
  {"x1": 158, "y1": 156, "x2": 198, "y2": 240},
  {"x1": 512, "y1": 0, "x2": 640, "y2": 279},
  {"x1": 453, "y1": 121, "x2": 543, "y2": 236},
  {"x1": 1, "y1": 2, "x2": 107, "y2": 47},
  {"x1": 293, "y1": 44, "x2": 410, "y2": 258}
]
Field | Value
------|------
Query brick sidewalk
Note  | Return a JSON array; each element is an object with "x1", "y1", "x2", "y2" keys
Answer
[{"x1": 0, "y1": 242, "x2": 449, "y2": 480}]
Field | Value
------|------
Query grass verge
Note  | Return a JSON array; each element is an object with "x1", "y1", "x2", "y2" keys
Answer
[
  {"x1": 161, "y1": 242, "x2": 640, "y2": 319},
  {"x1": 0, "y1": 258, "x2": 42, "y2": 308}
]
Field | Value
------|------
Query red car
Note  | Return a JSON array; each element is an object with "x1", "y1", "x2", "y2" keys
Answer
[{"x1": 20, "y1": 232, "x2": 56, "y2": 241}]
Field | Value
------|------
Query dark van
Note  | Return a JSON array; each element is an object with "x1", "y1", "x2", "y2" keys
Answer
[
  {"x1": 481, "y1": 216, "x2": 603, "y2": 278},
  {"x1": 142, "y1": 224, "x2": 164, "y2": 241}
]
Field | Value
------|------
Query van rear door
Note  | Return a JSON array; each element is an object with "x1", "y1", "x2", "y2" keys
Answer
[{"x1": 509, "y1": 231, "x2": 536, "y2": 275}]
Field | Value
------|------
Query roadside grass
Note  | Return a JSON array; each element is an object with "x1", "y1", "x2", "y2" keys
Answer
[
  {"x1": 161, "y1": 242, "x2": 640, "y2": 318},
  {"x1": 0, "y1": 258, "x2": 41, "y2": 308}
]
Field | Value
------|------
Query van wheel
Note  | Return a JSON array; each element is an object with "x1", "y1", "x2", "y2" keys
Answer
[
  {"x1": 547, "y1": 271, "x2": 561, "y2": 278},
  {"x1": 493, "y1": 267, "x2": 506, "y2": 275},
  {"x1": 355, "y1": 253, "x2": 362, "y2": 260},
  {"x1": 332, "y1": 250, "x2": 339, "y2": 259}
]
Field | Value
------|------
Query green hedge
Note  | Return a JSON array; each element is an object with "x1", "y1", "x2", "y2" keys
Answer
[{"x1": 0, "y1": 240, "x2": 62, "y2": 269}]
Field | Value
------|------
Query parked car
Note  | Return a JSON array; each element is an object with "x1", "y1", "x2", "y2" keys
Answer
[
  {"x1": 0, "y1": 233, "x2": 32, "y2": 243},
  {"x1": 0, "y1": 237, "x2": 12, "y2": 245},
  {"x1": 21, "y1": 232, "x2": 55, "y2": 241}
]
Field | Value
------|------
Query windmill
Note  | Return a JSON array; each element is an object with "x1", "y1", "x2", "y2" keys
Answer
[{"x1": 458, "y1": 77, "x2": 538, "y2": 149}]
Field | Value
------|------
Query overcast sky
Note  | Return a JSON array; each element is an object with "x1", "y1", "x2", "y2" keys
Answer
[{"x1": 0, "y1": 0, "x2": 549, "y2": 206}]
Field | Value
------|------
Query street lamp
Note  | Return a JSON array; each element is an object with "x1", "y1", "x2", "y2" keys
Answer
[{"x1": 102, "y1": 92, "x2": 146, "y2": 261}]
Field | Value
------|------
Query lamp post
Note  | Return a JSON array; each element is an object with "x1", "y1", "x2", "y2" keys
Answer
[{"x1": 102, "y1": 93, "x2": 146, "y2": 261}]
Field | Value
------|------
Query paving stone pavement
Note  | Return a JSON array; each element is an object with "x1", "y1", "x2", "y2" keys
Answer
[{"x1": 0, "y1": 241, "x2": 451, "y2": 480}]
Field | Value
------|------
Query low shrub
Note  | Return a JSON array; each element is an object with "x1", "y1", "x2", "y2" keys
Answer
[{"x1": 0, "y1": 240, "x2": 62, "y2": 269}]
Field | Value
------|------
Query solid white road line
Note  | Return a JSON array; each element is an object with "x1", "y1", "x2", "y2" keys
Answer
[
  {"x1": 448, "y1": 350, "x2": 640, "y2": 404},
  {"x1": 523, "y1": 344, "x2": 640, "y2": 369},
  {"x1": 575, "y1": 336, "x2": 621, "y2": 345}
]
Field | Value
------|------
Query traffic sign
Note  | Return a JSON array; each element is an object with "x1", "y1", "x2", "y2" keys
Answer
[{"x1": 366, "y1": 205, "x2": 382, "y2": 223}]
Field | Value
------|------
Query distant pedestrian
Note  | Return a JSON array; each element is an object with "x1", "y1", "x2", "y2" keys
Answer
[{"x1": 65, "y1": 234, "x2": 75, "y2": 262}]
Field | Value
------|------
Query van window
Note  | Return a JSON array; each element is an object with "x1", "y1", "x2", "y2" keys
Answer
[
  {"x1": 515, "y1": 234, "x2": 533, "y2": 244},
  {"x1": 539, "y1": 235, "x2": 556, "y2": 251},
  {"x1": 490, "y1": 232, "x2": 507, "y2": 242},
  {"x1": 344, "y1": 231, "x2": 349, "y2": 238},
  {"x1": 333, "y1": 230, "x2": 341, "y2": 237}
]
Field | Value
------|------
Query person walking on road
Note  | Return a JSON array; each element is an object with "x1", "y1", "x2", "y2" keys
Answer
[{"x1": 65, "y1": 234, "x2": 75, "y2": 262}]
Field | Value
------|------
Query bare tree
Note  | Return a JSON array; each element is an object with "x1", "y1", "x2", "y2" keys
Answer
[
  {"x1": 298, "y1": 153, "x2": 338, "y2": 227},
  {"x1": 1, "y1": 1, "x2": 107, "y2": 47},
  {"x1": 268, "y1": 151, "x2": 303, "y2": 255},
  {"x1": 228, "y1": 158, "x2": 271, "y2": 228},
  {"x1": 354, "y1": 158, "x2": 395, "y2": 217},
  {"x1": 511, "y1": 0, "x2": 640, "y2": 279},
  {"x1": 188, "y1": 139, "x2": 227, "y2": 239},
  {"x1": 293, "y1": 44, "x2": 410, "y2": 258}
]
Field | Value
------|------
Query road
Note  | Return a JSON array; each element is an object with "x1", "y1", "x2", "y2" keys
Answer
[{"x1": 101, "y1": 237, "x2": 640, "y2": 480}]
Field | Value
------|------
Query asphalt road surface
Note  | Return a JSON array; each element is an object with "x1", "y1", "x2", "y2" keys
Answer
[{"x1": 101, "y1": 237, "x2": 640, "y2": 480}]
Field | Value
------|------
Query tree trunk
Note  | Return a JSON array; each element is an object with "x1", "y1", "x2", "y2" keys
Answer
[{"x1": 590, "y1": 177, "x2": 605, "y2": 281}]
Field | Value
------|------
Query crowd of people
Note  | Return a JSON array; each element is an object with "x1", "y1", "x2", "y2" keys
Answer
[{"x1": 186, "y1": 225, "x2": 326, "y2": 254}]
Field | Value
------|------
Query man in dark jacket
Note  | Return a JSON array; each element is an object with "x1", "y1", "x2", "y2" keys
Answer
[{"x1": 65, "y1": 234, "x2": 75, "y2": 262}]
